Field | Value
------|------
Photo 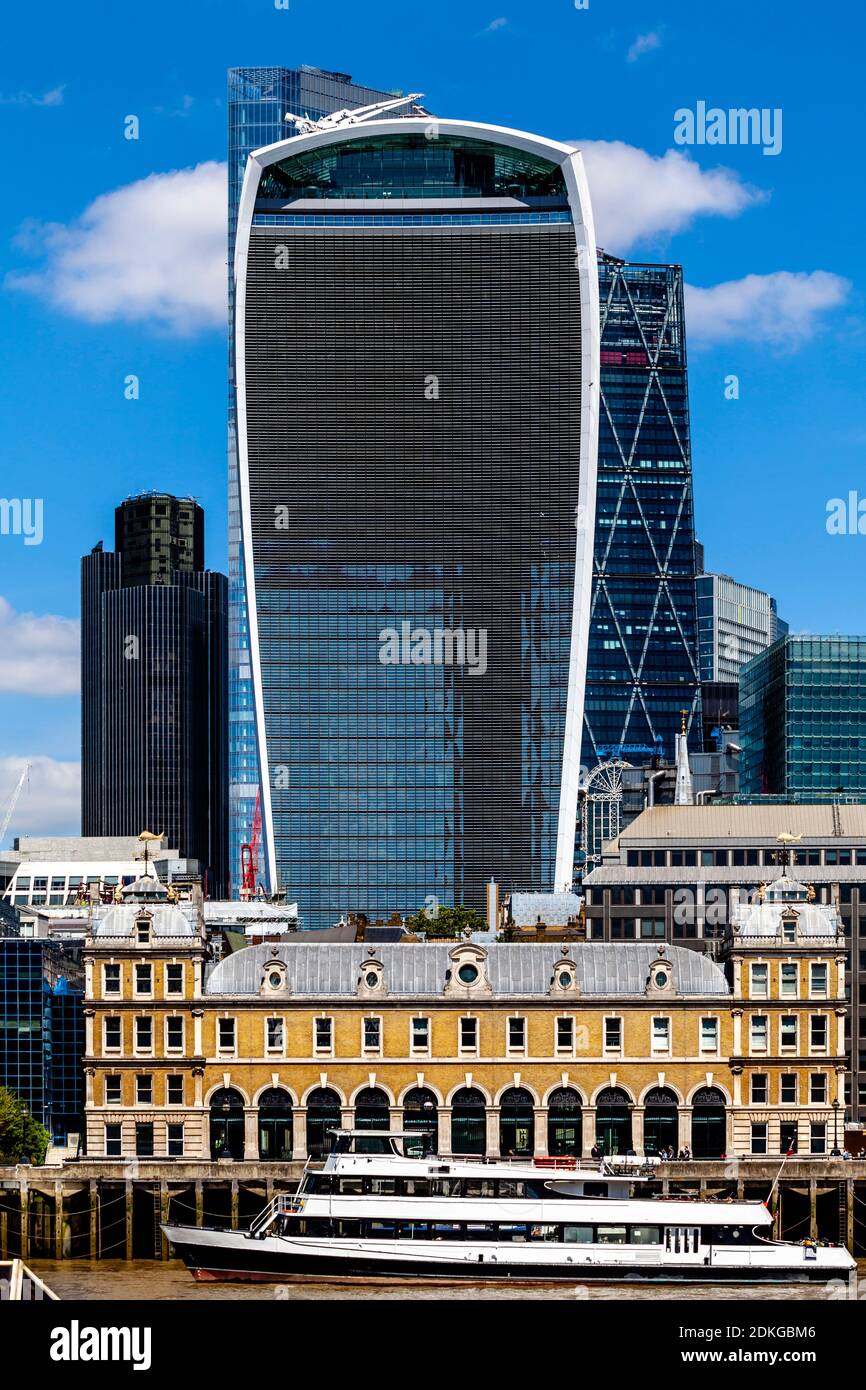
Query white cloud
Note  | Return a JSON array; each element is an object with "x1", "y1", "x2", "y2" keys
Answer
[
  {"x1": 6, "y1": 161, "x2": 227, "y2": 334},
  {"x1": 478, "y1": 16, "x2": 508, "y2": 34},
  {"x1": 574, "y1": 140, "x2": 764, "y2": 251},
  {"x1": 0, "y1": 85, "x2": 65, "y2": 106},
  {"x1": 0, "y1": 756, "x2": 80, "y2": 843},
  {"x1": 685, "y1": 270, "x2": 851, "y2": 347},
  {"x1": 0, "y1": 597, "x2": 79, "y2": 695},
  {"x1": 627, "y1": 31, "x2": 662, "y2": 62}
]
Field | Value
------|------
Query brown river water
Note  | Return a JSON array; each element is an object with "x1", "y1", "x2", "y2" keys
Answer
[{"x1": 27, "y1": 1258, "x2": 866, "y2": 1301}]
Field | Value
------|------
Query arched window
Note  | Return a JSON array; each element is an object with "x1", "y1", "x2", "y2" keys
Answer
[
  {"x1": 354, "y1": 1087, "x2": 390, "y2": 1153},
  {"x1": 692, "y1": 1086, "x2": 726, "y2": 1159},
  {"x1": 643, "y1": 1087, "x2": 679, "y2": 1157},
  {"x1": 209, "y1": 1088, "x2": 245, "y2": 1161},
  {"x1": 403, "y1": 1087, "x2": 438, "y2": 1157},
  {"x1": 258, "y1": 1088, "x2": 293, "y2": 1161},
  {"x1": 306, "y1": 1087, "x2": 341, "y2": 1158},
  {"x1": 499, "y1": 1087, "x2": 534, "y2": 1157},
  {"x1": 451, "y1": 1087, "x2": 486, "y2": 1156},
  {"x1": 595, "y1": 1086, "x2": 632, "y2": 1157},
  {"x1": 547, "y1": 1088, "x2": 582, "y2": 1157}
]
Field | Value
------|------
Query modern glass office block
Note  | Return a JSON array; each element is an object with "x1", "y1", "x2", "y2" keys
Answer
[
  {"x1": 741, "y1": 635, "x2": 866, "y2": 795},
  {"x1": 697, "y1": 571, "x2": 786, "y2": 683},
  {"x1": 81, "y1": 496, "x2": 228, "y2": 894},
  {"x1": 582, "y1": 258, "x2": 701, "y2": 770},
  {"x1": 227, "y1": 67, "x2": 399, "y2": 897},
  {"x1": 0, "y1": 940, "x2": 83, "y2": 1144},
  {"x1": 234, "y1": 119, "x2": 599, "y2": 925}
]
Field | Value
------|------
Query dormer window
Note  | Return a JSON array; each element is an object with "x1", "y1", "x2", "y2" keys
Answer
[
  {"x1": 445, "y1": 942, "x2": 490, "y2": 996},
  {"x1": 781, "y1": 915, "x2": 798, "y2": 943},
  {"x1": 357, "y1": 952, "x2": 385, "y2": 997},
  {"x1": 260, "y1": 955, "x2": 288, "y2": 996},
  {"x1": 550, "y1": 949, "x2": 580, "y2": 996},
  {"x1": 136, "y1": 916, "x2": 151, "y2": 945},
  {"x1": 646, "y1": 951, "x2": 675, "y2": 996}
]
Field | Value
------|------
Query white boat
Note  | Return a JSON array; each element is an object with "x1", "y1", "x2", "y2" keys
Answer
[{"x1": 163, "y1": 1130, "x2": 856, "y2": 1285}]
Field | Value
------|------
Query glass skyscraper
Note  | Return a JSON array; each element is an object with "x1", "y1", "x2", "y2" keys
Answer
[
  {"x1": 233, "y1": 117, "x2": 599, "y2": 925},
  {"x1": 696, "y1": 569, "x2": 787, "y2": 683},
  {"x1": 228, "y1": 67, "x2": 399, "y2": 897},
  {"x1": 81, "y1": 494, "x2": 228, "y2": 895},
  {"x1": 0, "y1": 938, "x2": 84, "y2": 1144},
  {"x1": 581, "y1": 256, "x2": 701, "y2": 770},
  {"x1": 741, "y1": 635, "x2": 866, "y2": 796}
]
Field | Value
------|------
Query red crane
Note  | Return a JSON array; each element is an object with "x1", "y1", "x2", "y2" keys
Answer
[{"x1": 239, "y1": 788, "x2": 262, "y2": 900}]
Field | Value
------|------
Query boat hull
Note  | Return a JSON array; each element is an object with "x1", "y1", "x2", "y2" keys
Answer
[{"x1": 164, "y1": 1227, "x2": 854, "y2": 1285}]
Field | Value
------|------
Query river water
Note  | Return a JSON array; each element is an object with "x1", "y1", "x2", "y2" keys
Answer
[{"x1": 27, "y1": 1259, "x2": 865, "y2": 1301}]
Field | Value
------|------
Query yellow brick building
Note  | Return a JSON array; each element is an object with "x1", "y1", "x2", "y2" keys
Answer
[
  {"x1": 82, "y1": 874, "x2": 846, "y2": 1163},
  {"x1": 727, "y1": 874, "x2": 847, "y2": 1155}
]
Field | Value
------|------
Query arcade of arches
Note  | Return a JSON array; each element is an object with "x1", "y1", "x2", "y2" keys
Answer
[{"x1": 206, "y1": 1084, "x2": 729, "y2": 1160}]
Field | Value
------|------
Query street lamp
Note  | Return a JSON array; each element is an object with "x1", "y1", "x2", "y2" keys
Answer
[{"x1": 830, "y1": 1099, "x2": 842, "y2": 1157}]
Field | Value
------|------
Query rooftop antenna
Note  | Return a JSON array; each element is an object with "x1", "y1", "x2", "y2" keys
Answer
[{"x1": 284, "y1": 92, "x2": 427, "y2": 134}]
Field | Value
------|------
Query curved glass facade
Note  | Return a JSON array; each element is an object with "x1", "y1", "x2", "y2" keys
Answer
[
  {"x1": 260, "y1": 134, "x2": 567, "y2": 201},
  {"x1": 238, "y1": 123, "x2": 595, "y2": 926}
]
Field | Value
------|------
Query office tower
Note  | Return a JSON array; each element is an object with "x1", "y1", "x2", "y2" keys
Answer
[
  {"x1": 697, "y1": 569, "x2": 787, "y2": 683},
  {"x1": 113, "y1": 492, "x2": 203, "y2": 586},
  {"x1": 228, "y1": 67, "x2": 400, "y2": 898},
  {"x1": 0, "y1": 938, "x2": 84, "y2": 1144},
  {"x1": 234, "y1": 115, "x2": 599, "y2": 925},
  {"x1": 699, "y1": 679, "x2": 740, "y2": 751},
  {"x1": 741, "y1": 635, "x2": 866, "y2": 796},
  {"x1": 81, "y1": 494, "x2": 228, "y2": 894},
  {"x1": 581, "y1": 256, "x2": 702, "y2": 773}
]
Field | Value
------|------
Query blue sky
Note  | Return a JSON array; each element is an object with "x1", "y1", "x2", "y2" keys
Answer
[{"x1": 0, "y1": 0, "x2": 863, "y2": 837}]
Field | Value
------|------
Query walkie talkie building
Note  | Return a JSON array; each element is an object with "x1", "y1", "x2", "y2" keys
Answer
[{"x1": 234, "y1": 118, "x2": 599, "y2": 925}]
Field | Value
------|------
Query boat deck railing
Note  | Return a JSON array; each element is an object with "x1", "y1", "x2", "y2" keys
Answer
[{"x1": 248, "y1": 1193, "x2": 303, "y2": 1235}]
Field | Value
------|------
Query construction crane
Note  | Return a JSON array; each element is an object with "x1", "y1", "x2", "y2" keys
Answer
[
  {"x1": 284, "y1": 92, "x2": 427, "y2": 135},
  {"x1": 0, "y1": 764, "x2": 30, "y2": 846},
  {"x1": 239, "y1": 789, "x2": 262, "y2": 901}
]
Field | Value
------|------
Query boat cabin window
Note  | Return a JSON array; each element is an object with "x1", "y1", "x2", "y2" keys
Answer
[
  {"x1": 463, "y1": 1179, "x2": 497, "y2": 1198},
  {"x1": 287, "y1": 1218, "x2": 709, "y2": 1245},
  {"x1": 706, "y1": 1225, "x2": 749, "y2": 1245},
  {"x1": 498, "y1": 1180, "x2": 525, "y2": 1199},
  {"x1": 563, "y1": 1225, "x2": 594, "y2": 1243},
  {"x1": 630, "y1": 1225, "x2": 662, "y2": 1245}
]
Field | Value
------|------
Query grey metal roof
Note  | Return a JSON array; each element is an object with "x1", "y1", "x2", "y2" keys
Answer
[
  {"x1": 509, "y1": 891, "x2": 583, "y2": 926},
  {"x1": 584, "y1": 866, "x2": 860, "y2": 885},
  {"x1": 732, "y1": 882, "x2": 841, "y2": 938},
  {"x1": 205, "y1": 942, "x2": 728, "y2": 998},
  {"x1": 92, "y1": 903, "x2": 198, "y2": 939},
  {"x1": 618, "y1": 804, "x2": 866, "y2": 843}
]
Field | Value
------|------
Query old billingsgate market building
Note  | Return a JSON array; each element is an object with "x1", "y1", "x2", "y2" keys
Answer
[{"x1": 81, "y1": 872, "x2": 847, "y2": 1164}]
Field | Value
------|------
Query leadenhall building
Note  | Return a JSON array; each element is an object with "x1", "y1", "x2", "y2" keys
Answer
[{"x1": 82, "y1": 873, "x2": 847, "y2": 1164}]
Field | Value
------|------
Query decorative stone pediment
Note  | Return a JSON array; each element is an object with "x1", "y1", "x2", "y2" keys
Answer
[
  {"x1": 550, "y1": 945, "x2": 580, "y2": 996},
  {"x1": 645, "y1": 946, "x2": 677, "y2": 997},
  {"x1": 357, "y1": 948, "x2": 387, "y2": 997},
  {"x1": 260, "y1": 950, "x2": 289, "y2": 996},
  {"x1": 444, "y1": 941, "x2": 492, "y2": 996}
]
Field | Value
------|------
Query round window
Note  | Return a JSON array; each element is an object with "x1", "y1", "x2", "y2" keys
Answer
[
  {"x1": 655, "y1": 970, "x2": 668, "y2": 988},
  {"x1": 458, "y1": 963, "x2": 479, "y2": 985},
  {"x1": 559, "y1": 971, "x2": 572, "y2": 988},
  {"x1": 268, "y1": 971, "x2": 282, "y2": 989},
  {"x1": 365, "y1": 971, "x2": 379, "y2": 988}
]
